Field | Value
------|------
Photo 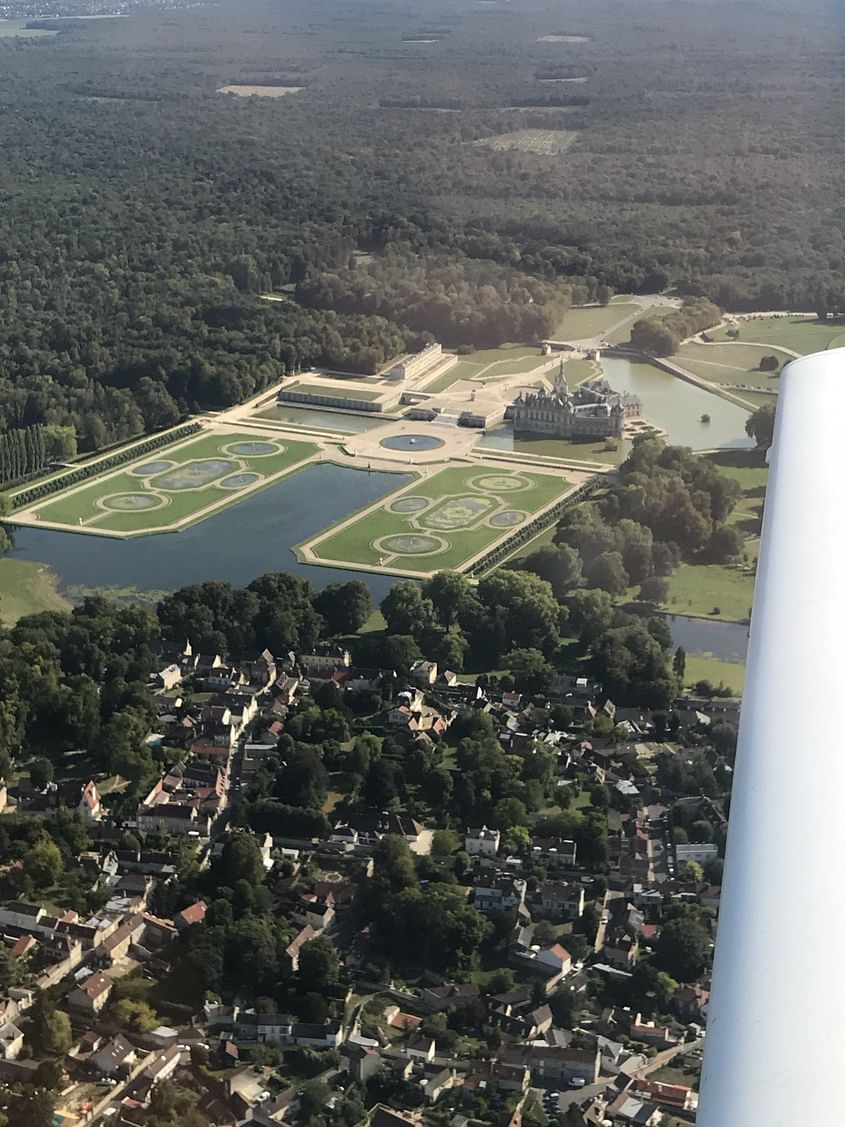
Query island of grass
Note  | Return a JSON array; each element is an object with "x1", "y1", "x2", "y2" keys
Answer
[
  {"x1": 26, "y1": 430, "x2": 319, "y2": 537},
  {"x1": 302, "y1": 464, "x2": 576, "y2": 576}
]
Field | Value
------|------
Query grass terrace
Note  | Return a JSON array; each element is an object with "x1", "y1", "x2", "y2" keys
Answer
[
  {"x1": 710, "y1": 316, "x2": 845, "y2": 354},
  {"x1": 27, "y1": 430, "x2": 319, "y2": 537},
  {"x1": 303, "y1": 464, "x2": 574, "y2": 576}
]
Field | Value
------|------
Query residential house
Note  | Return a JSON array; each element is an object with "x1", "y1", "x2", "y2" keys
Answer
[
  {"x1": 675, "y1": 982, "x2": 709, "y2": 1021},
  {"x1": 539, "y1": 881, "x2": 584, "y2": 920},
  {"x1": 465, "y1": 826, "x2": 500, "y2": 858},
  {"x1": 632, "y1": 1078, "x2": 698, "y2": 1112},
  {"x1": 90, "y1": 1034, "x2": 138, "y2": 1077},
  {"x1": 78, "y1": 781, "x2": 103, "y2": 824},
  {"x1": 284, "y1": 925, "x2": 317, "y2": 972},
  {"x1": 530, "y1": 837, "x2": 577, "y2": 867},
  {"x1": 343, "y1": 1043, "x2": 382, "y2": 1083},
  {"x1": 407, "y1": 1035, "x2": 436, "y2": 1063},
  {"x1": 143, "y1": 1044, "x2": 182, "y2": 1085},
  {"x1": 604, "y1": 929, "x2": 639, "y2": 971},
  {"x1": 628, "y1": 1014, "x2": 684, "y2": 1049},
  {"x1": 301, "y1": 896, "x2": 335, "y2": 933},
  {"x1": 156, "y1": 664, "x2": 183, "y2": 691},
  {"x1": 488, "y1": 1002, "x2": 553, "y2": 1041},
  {"x1": 248, "y1": 649, "x2": 278, "y2": 689},
  {"x1": 0, "y1": 1022, "x2": 24, "y2": 1061},
  {"x1": 67, "y1": 971, "x2": 113, "y2": 1015},
  {"x1": 473, "y1": 875, "x2": 527, "y2": 915},
  {"x1": 94, "y1": 913, "x2": 146, "y2": 967},
  {"x1": 409, "y1": 660, "x2": 438, "y2": 686},
  {"x1": 499, "y1": 1043, "x2": 600, "y2": 1085},
  {"x1": 420, "y1": 982, "x2": 481, "y2": 1016},
  {"x1": 174, "y1": 901, "x2": 207, "y2": 930},
  {"x1": 420, "y1": 1067, "x2": 456, "y2": 1103},
  {"x1": 299, "y1": 645, "x2": 352, "y2": 678},
  {"x1": 605, "y1": 1092, "x2": 662, "y2": 1125},
  {"x1": 676, "y1": 842, "x2": 719, "y2": 865}
]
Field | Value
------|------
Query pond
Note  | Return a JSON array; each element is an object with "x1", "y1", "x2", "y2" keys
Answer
[
  {"x1": 603, "y1": 357, "x2": 754, "y2": 450},
  {"x1": 666, "y1": 614, "x2": 749, "y2": 663},
  {"x1": 380, "y1": 434, "x2": 445, "y2": 452},
  {"x1": 10, "y1": 464, "x2": 409, "y2": 604},
  {"x1": 258, "y1": 405, "x2": 386, "y2": 433}
]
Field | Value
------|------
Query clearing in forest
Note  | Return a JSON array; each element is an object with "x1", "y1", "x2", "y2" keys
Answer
[
  {"x1": 537, "y1": 34, "x2": 591, "y2": 43},
  {"x1": 26, "y1": 430, "x2": 319, "y2": 537},
  {"x1": 302, "y1": 464, "x2": 577, "y2": 577},
  {"x1": 474, "y1": 129, "x2": 577, "y2": 155},
  {"x1": 218, "y1": 85, "x2": 303, "y2": 97}
]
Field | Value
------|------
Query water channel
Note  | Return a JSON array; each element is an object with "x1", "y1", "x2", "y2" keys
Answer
[
  {"x1": 258, "y1": 405, "x2": 387, "y2": 432},
  {"x1": 602, "y1": 356, "x2": 755, "y2": 450},
  {"x1": 10, "y1": 463, "x2": 408, "y2": 604}
]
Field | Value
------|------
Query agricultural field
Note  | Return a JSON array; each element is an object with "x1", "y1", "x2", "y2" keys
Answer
[
  {"x1": 303, "y1": 464, "x2": 574, "y2": 576},
  {"x1": 474, "y1": 129, "x2": 577, "y2": 155},
  {"x1": 674, "y1": 342, "x2": 788, "y2": 388},
  {"x1": 27, "y1": 430, "x2": 318, "y2": 537},
  {"x1": 710, "y1": 317, "x2": 845, "y2": 354}
]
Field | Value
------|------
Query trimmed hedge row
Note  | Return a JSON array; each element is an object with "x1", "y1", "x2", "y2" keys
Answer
[
  {"x1": 468, "y1": 476, "x2": 603, "y2": 577},
  {"x1": 10, "y1": 423, "x2": 202, "y2": 511}
]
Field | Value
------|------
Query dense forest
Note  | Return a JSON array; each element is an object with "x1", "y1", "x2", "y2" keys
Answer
[{"x1": 1, "y1": 0, "x2": 844, "y2": 449}]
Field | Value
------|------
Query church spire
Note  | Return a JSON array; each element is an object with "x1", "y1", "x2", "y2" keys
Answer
[{"x1": 553, "y1": 358, "x2": 568, "y2": 398}]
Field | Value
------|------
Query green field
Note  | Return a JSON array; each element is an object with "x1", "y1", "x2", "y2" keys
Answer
[
  {"x1": 710, "y1": 316, "x2": 845, "y2": 354},
  {"x1": 684, "y1": 655, "x2": 745, "y2": 696},
  {"x1": 288, "y1": 382, "x2": 383, "y2": 401},
  {"x1": 666, "y1": 562, "x2": 756, "y2": 623},
  {"x1": 557, "y1": 303, "x2": 638, "y2": 340},
  {"x1": 513, "y1": 434, "x2": 630, "y2": 464},
  {"x1": 604, "y1": 303, "x2": 677, "y2": 345},
  {"x1": 0, "y1": 560, "x2": 70, "y2": 624},
  {"x1": 29, "y1": 431, "x2": 318, "y2": 535},
  {"x1": 426, "y1": 346, "x2": 544, "y2": 392},
  {"x1": 306, "y1": 464, "x2": 572, "y2": 575},
  {"x1": 674, "y1": 342, "x2": 788, "y2": 388}
]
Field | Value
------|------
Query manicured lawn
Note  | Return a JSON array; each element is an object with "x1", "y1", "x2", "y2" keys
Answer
[
  {"x1": 30, "y1": 430, "x2": 318, "y2": 535},
  {"x1": 308, "y1": 465, "x2": 572, "y2": 575},
  {"x1": 710, "y1": 316, "x2": 845, "y2": 354},
  {"x1": 684, "y1": 655, "x2": 745, "y2": 695},
  {"x1": 0, "y1": 559, "x2": 70, "y2": 623},
  {"x1": 666, "y1": 562, "x2": 756, "y2": 623},
  {"x1": 557, "y1": 303, "x2": 638, "y2": 340},
  {"x1": 426, "y1": 345, "x2": 545, "y2": 392},
  {"x1": 704, "y1": 448, "x2": 768, "y2": 491},
  {"x1": 514, "y1": 434, "x2": 630, "y2": 464},
  {"x1": 289, "y1": 382, "x2": 382, "y2": 401}
]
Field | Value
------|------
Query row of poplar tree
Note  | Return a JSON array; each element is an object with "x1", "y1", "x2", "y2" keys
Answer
[{"x1": 0, "y1": 425, "x2": 48, "y2": 487}]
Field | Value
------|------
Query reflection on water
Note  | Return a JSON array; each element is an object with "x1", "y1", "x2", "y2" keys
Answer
[
  {"x1": 259, "y1": 406, "x2": 386, "y2": 433},
  {"x1": 11, "y1": 464, "x2": 409, "y2": 602},
  {"x1": 603, "y1": 357, "x2": 754, "y2": 450},
  {"x1": 667, "y1": 614, "x2": 749, "y2": 662}
]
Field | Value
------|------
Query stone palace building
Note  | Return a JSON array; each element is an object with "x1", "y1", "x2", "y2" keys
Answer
[{"x1": 512, "y1": 365, "x2": 641, "y2": 440}]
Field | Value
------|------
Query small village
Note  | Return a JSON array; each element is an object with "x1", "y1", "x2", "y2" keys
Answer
[{"x1": 0, "y1": 634, "x2": 733, "y2": 1127}]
